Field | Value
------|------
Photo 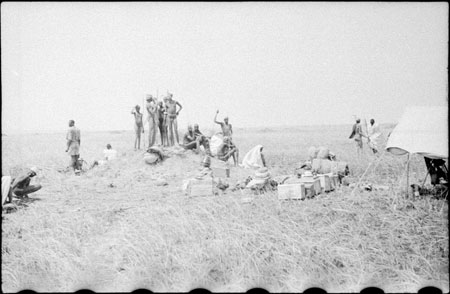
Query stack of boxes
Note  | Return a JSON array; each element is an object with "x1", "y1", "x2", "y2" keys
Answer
[{"x1": 299, "y1": 171, "x2": 321, "y2": 197}]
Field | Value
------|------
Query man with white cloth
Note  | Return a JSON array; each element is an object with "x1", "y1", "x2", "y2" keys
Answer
[
  {"x1": 241, "y1": 145, "x2": 266, "y2": 169},
  {"x1": 367, "y1": 119, "x2": 383, "y2": 154}
]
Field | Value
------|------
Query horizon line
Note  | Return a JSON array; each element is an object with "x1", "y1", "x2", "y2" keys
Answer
[{"x1": 2, "y1": 122, "x2": 397, "y2": 135}]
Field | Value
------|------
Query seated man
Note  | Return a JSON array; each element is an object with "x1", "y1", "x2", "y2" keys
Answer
[
  {"x1": 425, "y1": 157, "x2": 448, "y2": 185},
  {"x1": 90, "y1": 144, "x2": 118, "y2": 168},
  {"x1": 193, "y1": 124, "x2": 211, "y2": 155},
  {"x1": 103, "y1": 144, "x2": 118, "y2": 161},
  {"x1": 181, "y1": 125, "x2": 199, "y2": 152},
  {"x1": 6, "y1": 167, "x2": 42, "y2": 203},
  {"x1": 216, "y1": 136, "x2": 239, "y2": 166}
]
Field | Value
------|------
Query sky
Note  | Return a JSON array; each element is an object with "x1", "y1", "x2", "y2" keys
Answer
[{"x1": 1, "y1": 2, "x2": 448, "y2": 134}]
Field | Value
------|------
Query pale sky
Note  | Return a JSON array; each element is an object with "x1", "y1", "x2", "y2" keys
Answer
[{"x1": 1, "y1": 2, "x2": 448, "y2": 133}]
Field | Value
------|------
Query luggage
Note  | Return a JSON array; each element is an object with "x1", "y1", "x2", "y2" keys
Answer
[
  {"x1": 278, "y1": 183, "x2": 306, "y2": 200},
  {"x1": 317, "y1": 147, "x2": 330, "y2": 159},
  {"x1": 318, "y1": 174, "x2": 333, "y2": 192}
]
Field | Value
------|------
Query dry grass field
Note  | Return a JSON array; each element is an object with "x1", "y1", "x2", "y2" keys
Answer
[{"x1": 1, "y1": 125, "x2": 448, "y2": 292}]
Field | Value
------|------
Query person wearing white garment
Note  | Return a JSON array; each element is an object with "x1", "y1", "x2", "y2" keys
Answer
[
  {"x1": 103, "y1": 144, "x2": 118, "y2": 161},
  {"x1": 367, "y1": 119, "x2": 382, "y2": 154},
  {"x1": 241, "y1": 145, "x2": 266, "y2": 169}
]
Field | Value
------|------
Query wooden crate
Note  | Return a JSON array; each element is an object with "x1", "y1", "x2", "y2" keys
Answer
[
  {"x1": 299, "y1": 177, "x2": 321, "y2": 195},
  {"x1": 188, "y1": 178, "x2": 213, "y2": 197},
  {"x1": 211, "y1": 166, "x2": 230, "y2": 178},
  {"x1": 324, "y1": 173, "x2": 338, "y2": 189},
  {"x1": 278, "y1": 183, "x2": 305, "y2": 200},
  {"x1": 318, "y1": 174, "x2": 333, "y2": 192},
  {"x1": 303, "y1": 183, "x2": 316, "y2": 198}
]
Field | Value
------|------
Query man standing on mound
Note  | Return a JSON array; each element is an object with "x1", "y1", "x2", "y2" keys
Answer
[
  {"x1": 214, "y1": 110, "x2": 233, "y2": 137},
  {"x1": 131, "y1": 105, "x2": 144, "y2": 150},
  {"x1": 166, "y1": 93, "x2": 183, "y2": 146},
  {"x1": 146, "y1": 94, "x2": 157, "y2": 147},
  {"x1": 66, "y1": 120, "x2": 81, "y2": 173}
]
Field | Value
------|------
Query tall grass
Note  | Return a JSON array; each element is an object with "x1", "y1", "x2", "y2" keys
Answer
[{"x1": 1, "y1": 126, "x2": 448, "y2": 292}]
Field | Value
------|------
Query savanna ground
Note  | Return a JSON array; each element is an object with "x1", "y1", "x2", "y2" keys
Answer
[{"x1": 1, "y1": 125, "x2": 448, "y2": 292}]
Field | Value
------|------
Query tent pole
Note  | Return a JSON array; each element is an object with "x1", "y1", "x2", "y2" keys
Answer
[{"x1": 421, "y1": 171, "x2": 429, "y2": 187}]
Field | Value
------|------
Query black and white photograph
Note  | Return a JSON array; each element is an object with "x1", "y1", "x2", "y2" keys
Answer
[{"x1": 1, "y1": 2, "x2": 448, "y2": 293}]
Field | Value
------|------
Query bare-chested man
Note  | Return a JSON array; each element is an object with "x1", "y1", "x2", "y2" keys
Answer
[
  {"x1": 146, "y1": 95, "x2": 157, "y2": 147},
  {"x1": 131, "y1": 105, "x2": 144, "y2": 150},
  {"x1": 214, "y1": 110, "x2": 233, "y2": 137},
  {"x1": 156, "y1": 101, "x2": 167, "y2": 146},
  {"x1": 217, "y1": 136, "x2": 239, "y2": 166},
  {"x1": 166, "y1": 93, "x2": 183, "y2": 146},
  {"x1": 181, "y1": 125, "x2": 199, "y2": 153}
]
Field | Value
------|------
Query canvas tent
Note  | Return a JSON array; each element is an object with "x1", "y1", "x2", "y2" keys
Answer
[
  {"x1": 386, "y1": 106, "x2": 448, "y2": 159},
  {"x1": 385, "y1": 106, "x2": 448, "y2": 195},
  {"x1": 351, "y1": 106, "x2": 448, "y2": 197}
]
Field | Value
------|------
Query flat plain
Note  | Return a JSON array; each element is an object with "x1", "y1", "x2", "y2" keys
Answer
[{"x1": 1, "y1": 125, "x2": 448, "y2": 292}]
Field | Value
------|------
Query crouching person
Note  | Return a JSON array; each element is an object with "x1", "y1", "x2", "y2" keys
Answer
[
  {"x1": 5, "y1": 167, "x2": 42, "y2": 204},
  {"x1": 193, "y1": 124, "x2": 212, "y2": 155},
  {"x1": 217, "y1": 136, "x2": 239, "y2": 166},
  {"x1": 180, "y1": 125, "x2": 199, "y2": 152}
]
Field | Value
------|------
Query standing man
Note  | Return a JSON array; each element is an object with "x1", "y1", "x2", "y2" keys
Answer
[
  {"x1": 162, "y1": 96, "x2": 170, "y2": 146},
  {"x1": 214, "y1": 110, "x2": 233, "y2": 137},
  {"x1": 131, "y1": 105, "x2": 144, "y2": 150},
  {"x1": 156, "y1": 100, "x2": 166, "y2": 146},
  {"x1": 146, "y1": 94, "x2": 157, "y2": 147},
  {"x1": 367, "y1": 118, "x2": 382, "y2": 154},
  {"x1": 166, "y1": 93, "x2": 183, "y2": 146},
  {"x1": 66, "y1": 120, "x2": 81, "y2": 173},
  {"x1": 349, "y1": 118, "x2": 365, "y2": 157}
]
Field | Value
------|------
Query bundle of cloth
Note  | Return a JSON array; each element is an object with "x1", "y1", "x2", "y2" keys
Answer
[
  {"x1": 144, "y1": 146, "x2": 168, "y2": 165},
  {"x1": 240, "y1": 145, "x2": 264, "y2": 169},
  {"x1": 308, "y1": 146, "x2": 336, "y2": 161},
  {"x1": 245, "y1": 167, "x2": 277, "y2": 193},
  {"x1": 209, "y1": 133, "x2": 224, "y2": 156}
]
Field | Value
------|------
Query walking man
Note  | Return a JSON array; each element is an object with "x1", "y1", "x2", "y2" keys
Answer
[
  {"x1": 349, "y1": 118, "x2": 365, "y2": 157},
  {"x1": 66, "y1": 119, "x2": 81, "y2": 173},
  {"x1": 166, "y1": 93, "x2": 183, "y2": 146}
]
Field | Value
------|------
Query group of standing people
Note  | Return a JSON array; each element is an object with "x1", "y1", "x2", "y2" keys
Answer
[
  {"x1": 349, "y1": 118, "x2": 383, "y2": 156},
  {"x1": 63, "y1": 93, "x2": 243, "y2": 175},
  {"x1": 131, "y1": 92, "x2": 183, "y2": 150}
]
